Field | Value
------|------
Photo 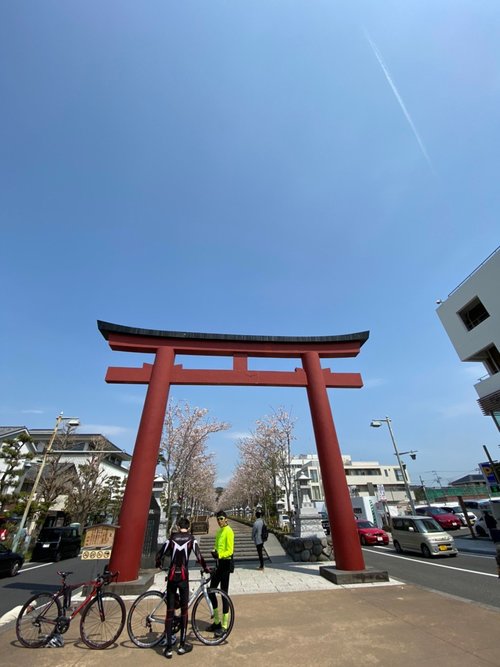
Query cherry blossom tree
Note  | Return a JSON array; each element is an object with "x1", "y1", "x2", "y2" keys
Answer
[
  {"x1": 220, "y1": 407, "x2": 296, "y2": 522},
  {"x1": 158, "y1": 401, "x2": 229, "y2": 530}
]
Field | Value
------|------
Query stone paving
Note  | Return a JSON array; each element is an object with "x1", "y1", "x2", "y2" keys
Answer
[{"x1": 2, "y1": 521, "x2": 500, "y2": 666}]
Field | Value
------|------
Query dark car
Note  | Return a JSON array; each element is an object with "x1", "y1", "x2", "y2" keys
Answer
[
  {"x1": 320, "y1": 512, "x2": 330, "y2": 535},
  {"x1": 31, "y1": 526, "x2": 81, "y2": 562},
  {"x1": 415, "y1": 506, "x2": 461, "y2": 531},
  {"x1": 0, "y1": 543, "x2": 24, "y2": 577}
]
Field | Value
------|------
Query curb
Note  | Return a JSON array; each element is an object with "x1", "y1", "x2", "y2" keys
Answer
[{"x1": 0, "y1": 605, "x2": 22, "y2": 635}]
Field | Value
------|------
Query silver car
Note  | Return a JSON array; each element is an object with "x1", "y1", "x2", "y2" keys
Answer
[{"x1": 391, "y1": 516, "x2": 458, "y2": 558}]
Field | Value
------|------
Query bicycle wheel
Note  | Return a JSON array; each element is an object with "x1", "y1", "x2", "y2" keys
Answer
[
  {"x1": 16, "y1": 592, "x2": 62, "y2": 648},
  {"x1": 80, "y1": 592, "x2": 125, "y2": 649},
  {"x1": 191, "y1": 588, "x2": 235, "y2": 646},
  {"x1": 127, "y1": 590, "x2": 167, "y2": 648}
]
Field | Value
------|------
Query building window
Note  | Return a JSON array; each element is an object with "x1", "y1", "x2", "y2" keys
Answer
[
  {"x1": 310, "y1": 469, "x2": 318, "y2": 483},
  {"x1": 458, "y1": 297, "x2": 490, "y2": 331},
  {"x1": 471, "y1": 344, "x2": 500, "y2": 375},
  {"x1": 311, "y1": 486, "x2": 321, "y2": 500},
  {"x1": 395, "y1": 469, "x2": 405, "y2": 482},
  {"x1": 493, "y1": 411, "x2": 500, "y2": 432},
  {"x1": 484, "y1": 345, "x2": 500, "y2": 375}
]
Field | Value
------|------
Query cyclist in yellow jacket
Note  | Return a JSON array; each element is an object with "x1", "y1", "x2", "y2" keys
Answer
[{"x1": 208, "y1": 511, "x2": 234, "y2": 637}]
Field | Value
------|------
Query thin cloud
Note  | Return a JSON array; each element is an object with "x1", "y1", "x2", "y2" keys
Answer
[
  {"x1": 436, "y1": 401, "x2": 479, "y2": 419},
  {"x1": 224, "y1": 431, "x2": 252, "y2": 441},
  {"x1": 364, "y1": 28, "x2": 436, "y2": 176},
  {"x1": 460, "y1": 364, "x2": 486, "y2": 381},
  {"x1": 117, "y1": 394, "x2": 145, "y2": 405},
  {"x1": 81, "y1": 424, "x2": 132, "y2": 437},
  {"x1": 363, "y1": 377, "x2": 386, "y2": 389},
  {"x1": 21, "y1": 409, "x2": 45, "y2": 414}
]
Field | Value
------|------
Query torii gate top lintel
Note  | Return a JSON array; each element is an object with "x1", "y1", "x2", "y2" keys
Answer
[{"x1": 97, "y1": 320, "x2": 370, "y2": 358}]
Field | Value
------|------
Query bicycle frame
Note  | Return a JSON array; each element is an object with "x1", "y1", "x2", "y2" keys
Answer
[
  {"x1": 40, "y1": 569, "x2": 118, "y2": 629},
  {"x1": 127, "y1": 568, "x2": 235, "y2": 648},
  {"x1": 171, "y1": 570, "x2": 214, "y2": 612},
  {"x1": 17, "y1": 568, "x2": 125, "y2": 650},
  {"x1": 146, "y1": 570, "x2": 214, "y2": 622}
]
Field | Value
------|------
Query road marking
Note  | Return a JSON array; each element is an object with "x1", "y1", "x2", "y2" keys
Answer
[
  {"x1": 363, "y1": 547, "x2": 498, "y2": 577},
  {"x1": 19, "y1": 562, "x2": 54, "y2": 573}
]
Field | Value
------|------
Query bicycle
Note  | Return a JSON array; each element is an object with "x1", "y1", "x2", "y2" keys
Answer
[
  {"x1": 127, "y1": 569, "x2": 234, "y2": 648},
  {"x1": 16, "y1": 566, "x2": 126, "y2": 649}
]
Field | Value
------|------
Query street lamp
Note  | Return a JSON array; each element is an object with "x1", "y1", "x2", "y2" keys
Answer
[
  {"x1": 370, "y1": 417, "x2": 417, "y2": 515},
  {"x1": 12, "y1": 413, "x2": 80, "y2": 553}
]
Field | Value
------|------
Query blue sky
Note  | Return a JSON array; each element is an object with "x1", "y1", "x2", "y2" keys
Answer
[{"x1": 2, "y1": 1, "x2": 499, "y2": 487}]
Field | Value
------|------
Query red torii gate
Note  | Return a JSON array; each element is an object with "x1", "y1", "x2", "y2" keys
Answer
[{"x1": 98, "y1": 320, "x2": 370, "y2": 582}]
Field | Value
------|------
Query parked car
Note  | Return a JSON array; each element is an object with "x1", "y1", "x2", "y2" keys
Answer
[
  {"x1": 356, "y1": 520, "x2": 389, "y2": 545},
  {"x1": 0, "y1": 516, "x2": 20, "y2": 542},
  {"x1": 474, "y1": 516, "x2": 489, "y2": 537},
  {"x1": 415, "y1": 506, "x2": 462, "y2": 530},
  {"x1": 391, "y1": 516, "x2": 458, "y2": 557},
  {"x1": 31, "y1": 526, "x2": 81, "y2": 562},
  {"x1": 0, "y1": 518, "x2": 9, "y2": 542},
  {"x1": 434, "y1": 505, "x2": 476, "y2": 526},
  {"x1": 0, "y1": 543, "x2": 24, "y2": 577}
]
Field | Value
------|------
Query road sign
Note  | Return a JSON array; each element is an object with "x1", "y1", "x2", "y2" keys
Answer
[
  {"x1": 81, "y1": 549, "x2": 112, "y2": 560},
  {"x1": 479, "y1": 461, "x2": 500, "y2": 486}
]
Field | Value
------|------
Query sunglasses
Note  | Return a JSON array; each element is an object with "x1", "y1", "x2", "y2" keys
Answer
[{"x1": 217, "y1": 517, "x2": 225, "y2": 521}]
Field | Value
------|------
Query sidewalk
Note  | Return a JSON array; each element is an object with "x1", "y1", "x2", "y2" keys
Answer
[
  {"x1": 2, "y1": 567, "x2": 500, "y2": 667},
  {"x1": 1, "y1": 525, "x2": 500, "y2": 666},
  {"x1": 454, "y1": 533, "x2": 497, "y2": 556}
]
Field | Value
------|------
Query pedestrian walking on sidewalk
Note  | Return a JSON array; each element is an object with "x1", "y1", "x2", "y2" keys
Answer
[
  {"x1": 208, "y1": 511, "x2": 234, "y2": 637},
  {"x1": 156, "y1": 517, "x2": 210, "y2": 659},
  {"x1": 252, "y1": 511, "x2": 265, "y2": 570}
]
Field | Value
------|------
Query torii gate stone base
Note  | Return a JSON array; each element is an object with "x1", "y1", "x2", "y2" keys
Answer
[{"x1": 98, "y1": 321, "x2": 388, "y2": 586}]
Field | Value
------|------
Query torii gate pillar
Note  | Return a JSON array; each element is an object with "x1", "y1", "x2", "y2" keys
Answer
[
  {"x1": 302, "y1": 351, "x2": 364, "y2": 570},
  {"x1": 109, "y1": 347, "x2": 174, "y2": 581}
]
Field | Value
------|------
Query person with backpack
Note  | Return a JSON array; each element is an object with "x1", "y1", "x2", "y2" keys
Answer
[
  {"x1": 156, "y1": 516, "x2": 210, "y2": 659},
  {"x1": 252, "y1": 510, "x2": 267, "y2": 571}
]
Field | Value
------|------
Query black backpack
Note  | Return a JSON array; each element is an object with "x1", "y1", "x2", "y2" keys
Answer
[{"x1": 261, "y1": 522, "x2": 269, "y2": 542}]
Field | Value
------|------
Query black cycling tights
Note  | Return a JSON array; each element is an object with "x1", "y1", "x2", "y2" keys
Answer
[{"x1": 165, "y1": 579, "x2": 189, "y2": 647}]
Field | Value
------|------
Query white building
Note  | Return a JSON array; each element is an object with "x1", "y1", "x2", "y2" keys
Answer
[
  {"x1": 287, "y1": 453, "x2": 411, "y2": 511},
  {"x1": 0, "y1": 426, "x2": 130, "y2": 522},
  {"x1": 437, "y1": 247, "x2": 500, "y2": 431}
]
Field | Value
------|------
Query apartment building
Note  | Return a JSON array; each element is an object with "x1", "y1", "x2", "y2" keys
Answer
[
  {"x1": 437, "y1": 247, "x2": 500, "y2": 431},
  {"x1": 288, "y1": 453, "x2": 411, "y2": 510}
]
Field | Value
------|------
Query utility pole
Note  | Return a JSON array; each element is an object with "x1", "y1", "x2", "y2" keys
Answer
[{"x1": 419, "y1": 476, "x2": 432, "y2": 506}]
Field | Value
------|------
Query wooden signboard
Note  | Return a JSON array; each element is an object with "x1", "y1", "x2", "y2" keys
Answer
[{"x1": 81, "y1": 524, "x2": 119, "y2": 560}]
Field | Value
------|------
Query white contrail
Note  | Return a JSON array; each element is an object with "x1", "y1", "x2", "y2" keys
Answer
[{"x1": 364, "y1": 29, "x2": 436, "y2": 175}]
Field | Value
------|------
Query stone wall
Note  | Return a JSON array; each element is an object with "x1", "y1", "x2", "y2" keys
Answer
[{"x1": 278, "y1": 533, "x2": 333, "y2": 562}]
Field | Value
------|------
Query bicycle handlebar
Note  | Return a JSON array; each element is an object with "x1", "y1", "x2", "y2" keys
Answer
[{"x1": 97, "y1": 569, "x2": 119, "y2": 586}]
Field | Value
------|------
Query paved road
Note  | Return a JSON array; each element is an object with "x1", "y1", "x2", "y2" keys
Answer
[
  {"x1": 362, "y1": 544, "x2": 500, "y2": 609},
  {"x1": 0, "y1": 557, "x2": 105, "y2": 616}
]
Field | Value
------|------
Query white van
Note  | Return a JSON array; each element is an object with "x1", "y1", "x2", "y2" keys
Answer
[{"x1": 391, "y1": 516, "x2": 458, "y2": 558}]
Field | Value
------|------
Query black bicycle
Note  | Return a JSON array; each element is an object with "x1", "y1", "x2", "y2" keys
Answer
[
  {"x1": 16, "y1": 567, "x2": 125, "y2": 649},
  {"x1": 127, "y1": 569, "x2": 235, "y2": 647}
]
